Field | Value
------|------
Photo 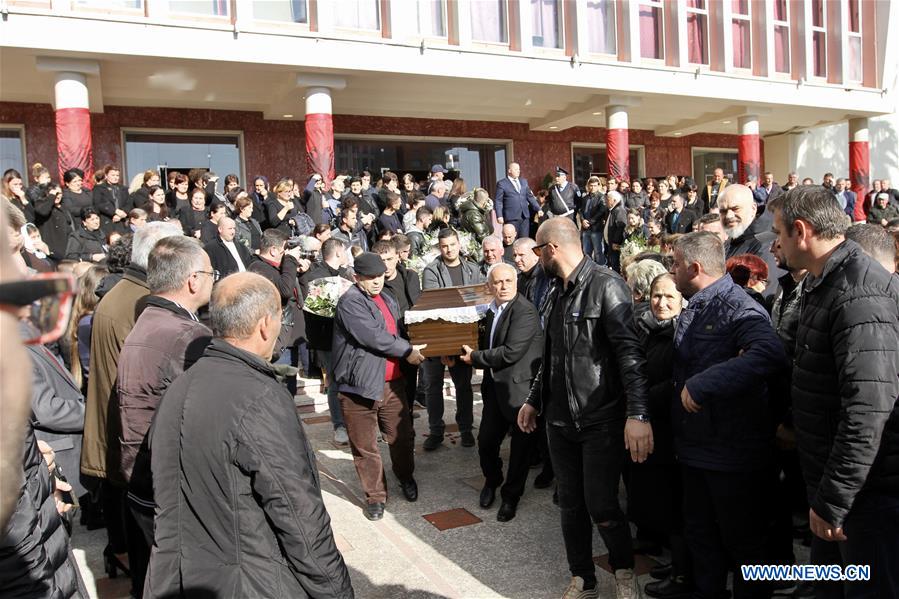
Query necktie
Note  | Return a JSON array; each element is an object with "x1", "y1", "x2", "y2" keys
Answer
[{"x1": 512, "y1": 179, "x2": 520, "y2": 193}]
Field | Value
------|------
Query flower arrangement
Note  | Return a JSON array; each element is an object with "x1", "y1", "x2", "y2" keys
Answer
[
  {"x1": 303, "y1": 276, "x2": 354, "y2": 318},
  {"x1": 620, "y1": 236, "x2": 661, "y2": 262}
]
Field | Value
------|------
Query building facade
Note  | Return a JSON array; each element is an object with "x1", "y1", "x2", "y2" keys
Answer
[{"x1": 1, "y1": 0, "x2": 896, "y2": 194}]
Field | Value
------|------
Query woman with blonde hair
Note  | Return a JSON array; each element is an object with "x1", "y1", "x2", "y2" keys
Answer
[
  {"x1": 265, "y1": 177, "x2": 305, "y2": 234},
  {"x1": 69, "y1": 264, "x2": 109, "y2": 393}
]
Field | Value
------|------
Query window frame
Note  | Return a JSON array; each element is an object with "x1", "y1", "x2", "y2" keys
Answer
[
  {"x1": 638, "y1": 0, "x2": 666, "y2": 62},
  {"x1": 684, "y1": 0, "x2": 710, "y2": 66},
  {"x1": 416, "y1": 0, "x2": 447, "y2": 39},
  {"x1": 809, "y1": 0, "x2": 827, "y2": 79},
  {"x1": 585, "y1": 0, "x2": 618, "y2": 56},
  {"x1": 470, "y1": 0, "x2": 510, "y2": 46},
  {"x1": 120, "y1": 127, "x2": 246, "y2": 189},
  {"x1": 250, "y1": 0, "x2": 310, "y2": 26},
  {"x1": 531, "y1": 0, "x2": 564, "y2": 50},
  {"x1": 730, "y1": 0, "x2": 752, "y2": 71},
  {"x1": 0, "y1": 125, "x2": 28, "y2": 178},
  {"x1": 771, "y1": 0, "x2": 791, "y2": 75},
  {"x1": 691, "y1": 147, "x2": 738, "y2": 185},
  {"x1": 845, "y1": 0, "x2": 862, "y2": 83},
  {"x1": 333, "y1": 0, "x2": 382, "y2": 34}
]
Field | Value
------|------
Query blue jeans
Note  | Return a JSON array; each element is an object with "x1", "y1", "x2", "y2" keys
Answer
[
  {"x1": 581, "y1": 230, "x2": 605, "y2": 265},
  {"x1": 275, "y1": 340, "x2": 309, "y2": 395},
  {"x1": 318, "y1": 350, "x2": 344, "y2": 429}
]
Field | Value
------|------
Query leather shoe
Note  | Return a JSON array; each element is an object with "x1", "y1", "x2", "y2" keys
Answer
[
  {"x1": 460, "y1": 431, "x2": 475, "y2": 447},
  {"x1": 364, "y1": 502, "x2": 385, "y2": 521},
  {"x1": 533, "y1": 470, "x2": 554, "y2": 489},
  {"x1": 644, "y1": 575, "x2": 693, "y2": 598},
  {"x1": 649, "y1": 563, "x2": 672, "y2": 580},
  {"x1": 479, "y1": 486, "x2": 496, "y2": 508},
  {"x1": 422, "y1": 435, "x2": 443, "y2": 451},
  {"x1": 400, "y1": 479, "x2": 418, "y2": 502},
  {"x1": 496, "y1": 501, "x2": 517, "y2": 522}
]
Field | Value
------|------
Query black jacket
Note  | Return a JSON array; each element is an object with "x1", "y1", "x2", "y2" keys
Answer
[
  {"x1": 179, "y1": 208, "x2": 207, "y2": 237},
  {"x1": 527, "y1": 257, "x2": 650, "y2": 428},
  {"x1": 265, "y1": 197, "x2": 304, "y2": 234},
  {"x1": 93, "y1": 181, "x2": 131, "y2": 225},
  {"x1": 204, "y1": 237, "x2": 252, "y2": 279},
  {"x1": 301, "y1": 178, "x2": 326, "y2": 225},
  {"x1": 665, "y1": 208, "x2": 697, "y2": 234},
  {"x1": 634, "y1": 305, "x2": 677, "y2": 464},
  {"x1": 30, "y1": 185, "x2": 72, "y2": 260},
  {"x1": 65, "y1": 227, "x2": 106, "y2": 262},
  {"x1": 672, "y1": 274, "x2": 786, "y2": 472},
  {"x1": 61, "y1": 188, "x2": 93, "y2": 222},
  {"x1": 248, "y1": 255, "x2": 305, "y2": 349},
  {"x1": 791, "y1": 240, "x2": 899, "y2": 528},
  {"x1": 146, "y1": 339, "x2": 353, "y2": 598},
  {"x1": 471, "y1": 294, "x2": 543, "y2": 421},
  {"x1": 332, "y1": 285, "x2": 412, "y2": 402},
  {"x1": 604, "y1": 203, "x2": 628, "y2": 246}
]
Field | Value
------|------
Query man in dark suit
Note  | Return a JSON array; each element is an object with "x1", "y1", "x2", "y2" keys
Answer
[
  {"x1": 455, "y1": 263, "x2": 543, "y2": 522},
  {"x1": 495, "y1": 162, "x2": 542, "y2": 240},
  {"x1": 603, "y1": 190, "x2": 628, "y2": 272},
  {"x1": 833, "y1": 178, "x2": 857, "y2": 219},
  {"x1": 204, "y1": 217, "x2": 253, "y2": 279},
  {"x1": 665, "y1": 194, "x2": 698, "y2": 235}
]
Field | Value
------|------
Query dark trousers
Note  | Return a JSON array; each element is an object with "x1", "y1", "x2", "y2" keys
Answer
[
  {"x1": 682, "y1": 465, "x2": 771, "y2": 599},
  {"x1": 810, "y1": 491, "x2": 899, "y2": 599},
  {"x1": 548, "y1": 422, "x2": 634, "y2": 580},
  {"x1": 605, "y1": 247, "x2": 621, "y2": 273},
  {"x1": 399, "y1": 360, "x2": 419, "y2": 427},
  {"x1": 340, "y1": 379, "x2": 414, "y2": 504},
  {"x1": 478, "y1": 389, "x2": 536, "y2": 504},
  {"x1": 422, "y1": 357, "x2": 473, "y2": 436},
  {"x1": 127, "y1": 496, "x2": 154, "y2": 596},
  {"x1": 506, "y1": 218, "x2": 530, "y2": 240}
]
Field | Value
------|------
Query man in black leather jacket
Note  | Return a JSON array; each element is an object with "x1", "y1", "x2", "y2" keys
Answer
[
  {"x1": 769, "y1": 188, "x2": 899, "y2": 599},
  {"x1": 518, "y1": 217, "x2": 652, "y2": 599}
]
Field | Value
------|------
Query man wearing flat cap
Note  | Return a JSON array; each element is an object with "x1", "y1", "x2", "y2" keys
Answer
[
  {"x1": 549, "y1": 166, "x2": 581, "y2": 221},
  {"x1": 332, "y1": 252, "x2": 428, "y2": 521}
]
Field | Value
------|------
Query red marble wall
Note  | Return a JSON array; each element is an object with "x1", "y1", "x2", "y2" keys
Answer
[{"x1": 2, "y1": 101, "x2": 751, "y2": 189}]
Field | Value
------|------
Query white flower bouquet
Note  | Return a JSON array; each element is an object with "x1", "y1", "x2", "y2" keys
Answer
[{"x1": 303, "y1": 276, "x2": 354, "y2": 318}]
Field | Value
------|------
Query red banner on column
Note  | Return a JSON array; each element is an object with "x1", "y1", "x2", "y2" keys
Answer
[
  {"x1": 849, "y1": 140, "x2": 870, "y2": 221},
  {"x1": 305, "y1": 112, "x2": 334, "y2": 183},
  {"x1": 607, "y1": 128, "x2": 629, "y2": 182},
  {"x1": 738, "y1": 133, "x2": 760, "y2": 185},
  {"x1": 56, "y1": 107, "x2": 94, "y2": 187}
]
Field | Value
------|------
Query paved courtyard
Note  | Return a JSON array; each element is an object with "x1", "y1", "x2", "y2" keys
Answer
[{"x1": 71, "y1": 372, "x2": 807, "y2": 598}]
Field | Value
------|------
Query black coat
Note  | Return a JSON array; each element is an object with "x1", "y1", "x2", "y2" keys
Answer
[
  {"x1": 30, "y1": 185, "x2": 72, "y2": 260},
  {"x1": 604, "y1": 203, "x2": 628, "y2": 246},
  {"x1": 248, "y1": 255, "x2": 305, "y2": 349},
  {"x1": 265, "y1": 197, "x2": 304, "y2": 234},
  {"x1": 791, "y1": 240, "x2": 899, "y2": 528},
  {"x1": 93, "y1": 181, "x2": 131, "y2": 225},
  {"x1": 665, "y1": 208, "x2": 697, "y2": 234},
  {"x1": 204, "y1": 237, "x2": 252, "y2": 280},
  {"x1": 634, "y1": 305, "x2": 676, "y2": 464},
  {"x1": 146, "y1": 339, "x2": 353, "y2": 598},
  {"x1": 470, "y1": 294, "x2": 543, "y2": 421},
  {"x1": 65, "y1": 227, "x2": 106, "y2": 262},
  {"x1": 179, "y1": 208, "x2": 207, "y2": 237},
  {"x1": 61, "y1": 188, "x2": 93, "y2": 222}
]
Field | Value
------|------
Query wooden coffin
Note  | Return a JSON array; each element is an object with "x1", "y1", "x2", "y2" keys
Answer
[{"x1": 407, "y1": 284, "x2": 492, "y2": 357}]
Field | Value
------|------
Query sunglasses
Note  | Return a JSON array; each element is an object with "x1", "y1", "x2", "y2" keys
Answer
[
  {"x1": 532, "y1": 242, "x2": 553, "y2": 256},
  {"x1": 0, "y1": 273, "x2": 75, "y2": 345}
]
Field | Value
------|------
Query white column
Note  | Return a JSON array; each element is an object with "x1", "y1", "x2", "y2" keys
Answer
[
  {"x1": 54, "y1": 72, "x2": 89, "y2": 110},
  {"x1": 739, "y1": 114, "x2": 760, "y2": 136},
  {"x1": 305, "y1": 86, "x2": 332, "y2": 116}
]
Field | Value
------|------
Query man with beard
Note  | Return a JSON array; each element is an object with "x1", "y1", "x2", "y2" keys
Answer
[{"x1": 718, "y1": 184, "x2": 785, "y2": 297}]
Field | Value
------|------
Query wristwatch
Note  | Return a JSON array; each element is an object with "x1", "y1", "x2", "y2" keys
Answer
[{"x1": 628, "y1": 414, "x2": 651, "y2": 423}]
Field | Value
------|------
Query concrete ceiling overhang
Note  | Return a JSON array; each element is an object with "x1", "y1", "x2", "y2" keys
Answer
[{"x1": 0, "y1": 47, "x2": 881, "y2": 137}]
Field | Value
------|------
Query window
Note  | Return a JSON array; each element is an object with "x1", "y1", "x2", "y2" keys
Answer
[
  {"x1": 75, "y1": 0, "x2": 142, "y2": 8},
  {"x1": 586, "y1": 0, "x2": 616, "y2": 54},
  {"x1": 335, "y1": 139, "x2": 508, "y2": 191},
  {"x1": 168, "y1": 0, "x2": 228, "y2": 16},
  {"x1": 810, "y1": 0, "x2": 826, "y2": 77},
  {"x1": 639, "y1": 1, "x2": 664, "y2": 60},
  {"x1": 531, "y1": 0, "x2": 562, "y2": 49},
  {"x1": 0, "y1": 128, "x2": 25, "y2": 177},
  {"x1": 253, "y1": 0, "x2": 307, "y2": 23},
  {"x1": 572, "y1": 146, "x2": 643, "y2": 185},
  {"x1": 731, "y1": 0, "x2": 751, "y2": 69},
  {"x1": 123, "y1": 131, "x2": 242, "y2": 189},
  {"x1": 685, "y1": 0, "x2": 709, "y2": 65},
  {"x1": 772, "y1": 0, "x2": 790, "y2": 73},
  {"x1": 847, "y1": 0, "x2": 862, "y2": 82},
  {"x1": 417, "y1": 0, "x2": 446, "y2": 37},
  {"x1": 334, "y1": 0, "x2": 380, "y2": 30},
  {"x1": 471, "y1": 0, "x2": 508, "y2": 44},
  {"x1": 692, "y1": 149, "x2": 737, "y2": 186}
]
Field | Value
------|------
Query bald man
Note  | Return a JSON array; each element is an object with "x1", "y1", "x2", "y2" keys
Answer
[
  {"x1": 147, "y1": 272, "x2": 353, "y2": 598},
  {"x1": 204, "y1": 216, "x2": 253, "y2": 279},
  {"x1": 502, "y1": 223, "x2": 517, "y2": 263},
  {"x1": 518, "y1": 217, "x2": 651, "y2": 598},
  {"x1": 718, "y1": 184, "x2": 785, "y2": 297},
  {"x1": 454, "y1": 263, "x2": 543, "y2": 522}
]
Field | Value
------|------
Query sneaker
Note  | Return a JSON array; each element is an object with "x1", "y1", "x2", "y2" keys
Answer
[
  {"x1": 615, "y1": 569, "x2": 641, "y2": 599},
  {"x1": 333, "y1": 426, "x2": 349, "y2": 446},
  {"x1": 562, "y1": 576, "x2": 599, "y2": 599}
]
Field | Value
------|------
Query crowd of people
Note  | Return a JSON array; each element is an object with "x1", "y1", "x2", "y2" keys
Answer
[{"x1": 0, "y1": 157, "x2": 897, "y2": 599}]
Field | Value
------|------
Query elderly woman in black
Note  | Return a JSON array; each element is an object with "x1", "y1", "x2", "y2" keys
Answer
[
  {"x1": 630, "y1": 273, "x2": 694, "y2": 598},
  {"x1": 62, "y1": 168, "x2": 94, "y2": 223},
  {"x1": 65, "y1": 207, "x2": 107, "y2": 263}
]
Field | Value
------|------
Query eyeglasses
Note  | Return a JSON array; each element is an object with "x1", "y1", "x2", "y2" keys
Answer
[
  {"x1": 532, "y1": 242, "x2": 552, "y2": 256},
  {"x1": 194, "y1": 269, "x2": 221, "y2": 282},
  {"x1": 0, "y1": 273, "x2": 74, "y2": 345}
]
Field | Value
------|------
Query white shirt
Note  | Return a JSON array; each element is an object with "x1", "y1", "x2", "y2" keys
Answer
[
  {"x1": 510, "y1": 178, "x2": 521, "y2": 193},
  {"x1": 222, "y1": 239, "x2": 246, "y2": 272},
  {"x1": 488, "y1": 299, "x2": 510, "y2": 349}
]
